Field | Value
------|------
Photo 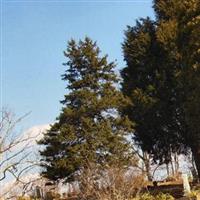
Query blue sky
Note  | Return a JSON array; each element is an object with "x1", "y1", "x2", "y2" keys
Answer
[{"x1": 2, "y1": 0, "x2": 154, "y2": 130}]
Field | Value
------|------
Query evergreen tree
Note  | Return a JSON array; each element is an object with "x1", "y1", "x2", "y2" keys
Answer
[
  {"x1": 39, "y1": 38, "x2": 133, "y2": 182},
  {"x1": 121, "y1": 17, "x2": 185, "y2": 165},
  {"x1": 154, "y1": 0, "x2": 200, "y2": 179},
  {"x1": 121, "y1": 0, "x2": 200, "y2": 177}
]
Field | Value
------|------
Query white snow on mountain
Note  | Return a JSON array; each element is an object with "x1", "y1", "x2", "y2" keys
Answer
[{"x1": 21, "y1": 124, "x2": 51, "y2": 145}]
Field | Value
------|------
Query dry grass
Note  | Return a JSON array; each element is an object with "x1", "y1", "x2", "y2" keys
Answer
[{"x1": 77, "y1": 164, "x2": 147, "y2": 200}]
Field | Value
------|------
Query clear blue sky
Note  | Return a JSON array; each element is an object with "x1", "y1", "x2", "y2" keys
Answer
[{"x1": 2, "y1": 0, "x2": 154, "y2": 130}]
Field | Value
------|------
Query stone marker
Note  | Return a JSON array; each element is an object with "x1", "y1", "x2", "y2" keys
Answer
[{"x1": 182, "y1": 174, "x2": 191, "y2": 196}]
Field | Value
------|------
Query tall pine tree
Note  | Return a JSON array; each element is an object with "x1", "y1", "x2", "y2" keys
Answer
[
  {"x1": 121, "y1": 0, "x2": 200, "y2": 178},
  {"x1": 121, "y1": 17, "x2": 185, "y2": 165},
  {"x1": 154, "y1": 0, "x2": 200, "y2": 179},
  {"x1": 39, "y1": 37, "x2": 133, "y2": 182}
]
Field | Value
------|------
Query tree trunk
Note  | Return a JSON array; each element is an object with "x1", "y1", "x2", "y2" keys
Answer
[
  {"x1": 170, "y1": 159, "x2": 175, "y2": 177},
  {"x1": 191, "y1": 145, "x2": 200, "y2": 181},
  {"x1": 145, "y1": 162, "x2": 152, "y2": 181},
  {"x1": 191, "y1": 154, "x2": 198, "y2": 182},
  {"x1": 143, "y1": 151, "x2": 152, "y2": 181},
  {"x1": 166, "y1": 163, "x2": 170, "y2": 177},
  {"x1": 174, "y1": 153, "x2": 179, "y2": 175}
]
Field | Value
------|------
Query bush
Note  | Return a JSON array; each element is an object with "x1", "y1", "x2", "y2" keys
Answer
[
  {"x1": 136, "y1": 193, "x2": 153, "y2": 200},
  {"x1": 133, "y1": 192, "x2": 174, "y2": 200},
  {"x1": 154, "y1": 193, "x2": 174, "y2": 200},
  {"x1": 17, "y1": 198, "x2": 29, "y2": 200},
  {"x1": 17, "y1": 197, "x2": 39, "y2": 200},
  {"x1": 77, "y1": 164, "x2": 146, "y2": 200}
]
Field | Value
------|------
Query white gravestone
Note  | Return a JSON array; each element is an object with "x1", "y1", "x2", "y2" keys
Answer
[{"x1": 182, "y1": 174, "x2": 191, "y2": 196}]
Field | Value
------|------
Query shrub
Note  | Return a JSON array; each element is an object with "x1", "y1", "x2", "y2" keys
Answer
[
  {"x1": 136, "y1": 193, "x2": 154, "y2": 200},
  {"x1": 154, "y1": 193, "x2": 174, "y2": 200},
  {"x1": 133, "y1": 192, "x2": 174, "y2": 200},
  {"x1": 77, "y1": 163, "x2": 146, "y2": 200}
]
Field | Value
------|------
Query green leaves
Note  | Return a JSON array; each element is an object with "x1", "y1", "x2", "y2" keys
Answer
[
  {"x1": 121, "y1": 0, "x2": 198, "y2": 165},
  {"x1": 39, "y1": 38, "x2": 133, "y2": 182}
]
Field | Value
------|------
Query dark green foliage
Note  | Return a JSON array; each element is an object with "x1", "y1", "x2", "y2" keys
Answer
[
  {"x1": 39, "y1": 37, "x2": 133, "y2": 182},
  {"x1": 121, "y1": 17, "x2": 186, "y2": 164},
  {"x1": 154, "y1": 0, "x2": 200, "y2": 177},
  {"x1": 121, "y1": 0, "x2": 200, "y2": 170}
]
